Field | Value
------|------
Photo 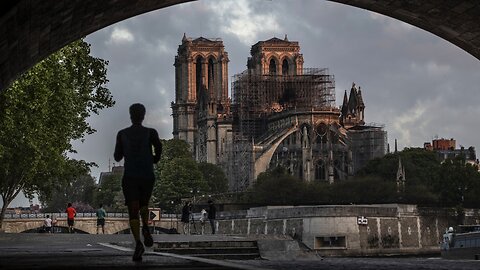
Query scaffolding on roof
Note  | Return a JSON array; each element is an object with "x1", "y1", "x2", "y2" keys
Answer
[
  {"x1": 232, "y1": 68, "x2": 336, "y2": 140},
  {"x1": 348, "y1": 125, "x2": 388, "y2": 173},
  {"x1": 227, "y1": 68, "x2": 336, "y2": 190}
]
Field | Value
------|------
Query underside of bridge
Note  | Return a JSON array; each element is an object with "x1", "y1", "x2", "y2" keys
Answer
[{"x1": 0, "y1": 1, "x2": 479, "y2": 91}]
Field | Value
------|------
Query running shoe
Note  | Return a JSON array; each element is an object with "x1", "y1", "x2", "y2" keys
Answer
[
  {"x1": 142, "y1": 227, "x2": 153, "y2": 247},
  {"x1": 132, "y1": 241, "x2": 145, "y2": 262}
]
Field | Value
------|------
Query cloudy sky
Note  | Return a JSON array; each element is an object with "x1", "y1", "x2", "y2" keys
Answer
[
  {"x1": 78, "y1": 0, "x2": 480, "y2": 179},
  {"x1": 9, "y1": 0, "x2": 480, "y2": 206}
]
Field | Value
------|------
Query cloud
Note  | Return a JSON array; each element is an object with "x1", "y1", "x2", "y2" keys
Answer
[
  {"x1": 410, "y1": 61, "x2": 451, "y2": 77},
  {"x1": 370, "y1": 12, "x2": 414, "y2": 32},
  {"x1": 207, "y1": 0, "x2": 281, "y2": 45},
  {"x1": 76, "y1": 0, "x2": 480, "y2": 185},
  {"x1": 392, "y1": 98, "x2": 432, "y2": 147},
  {"x1": 107, "y1": 27, "x2": 135, "y2": 44}
]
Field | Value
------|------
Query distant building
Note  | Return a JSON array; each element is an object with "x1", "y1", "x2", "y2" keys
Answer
[
  {"x1": 98, "y1": 165, "x2": 124, "y2": 186},
  {"x1": 424, "y1": 138, "x2": 478, "y2": 167},
  {"x1": 5, "y1": 204, "x2": 41, "y2": 215}
]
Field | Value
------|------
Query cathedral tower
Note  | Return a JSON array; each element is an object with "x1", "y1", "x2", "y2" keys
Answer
[
  {"x1": 340, "y1": 82, "x2": 365, "y2": 129},
  {"x1": 172, "y1": 34, "x2": 230, "y2": 163},
  {"x1": 247, "y1": 35, "x2": 304, "y2": 76}
]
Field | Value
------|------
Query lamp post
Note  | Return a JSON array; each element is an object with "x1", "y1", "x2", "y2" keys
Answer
[
  {"x1": 457, "y1": 185, "x2": 468, "y2": 225},
  {"x1": 170, "y1": 200, "x2": 174, "y2": 229},
  {"x1": 190, "y1": 188, "x2": 200, "y2": 205},
  {"x1": 189, "y1": 188, "x2": 201, "y2": 234}
]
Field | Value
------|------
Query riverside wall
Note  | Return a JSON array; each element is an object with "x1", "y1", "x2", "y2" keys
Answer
[{"x1": 210, "y1": 204, "x2": 480, "y2": 256}]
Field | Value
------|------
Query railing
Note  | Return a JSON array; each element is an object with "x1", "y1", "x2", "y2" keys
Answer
[
  {"x1": 2, "y1": 212, "x2": 129, "y2": 219},
  {"x1": 3, "y1": 212, "x2": 180, "y2": 219}
]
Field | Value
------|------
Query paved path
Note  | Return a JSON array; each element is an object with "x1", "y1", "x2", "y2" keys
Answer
[{"x1": 0, "y1": 233, "x2": 479, "y2": 270}]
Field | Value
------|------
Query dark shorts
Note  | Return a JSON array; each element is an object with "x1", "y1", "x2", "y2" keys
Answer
[
  {"x1": 45, "y1": 226, "x2": 51, "y2": 233},
  {"x1": 97, "y1": 218, "x2": 105, "y2": 226},
  {"x1": 67, "y1": 218, "x2": 74, "y2": 226},
  {"x1": 122, "y1": 176, "x2": 155, "y2": 206}
]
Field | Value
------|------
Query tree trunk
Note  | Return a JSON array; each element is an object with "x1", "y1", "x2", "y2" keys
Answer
[
  {"x1": 0, "y1": 188, "x2": 21, "y2": 230},
  {"x1": 0, "y1": 198, "x2": 9, "y2": 230}
]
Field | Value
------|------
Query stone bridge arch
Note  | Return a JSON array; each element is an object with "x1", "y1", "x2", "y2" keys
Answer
[{"x1": 0, "y1": 1, "x2": 480, "y2": 91}]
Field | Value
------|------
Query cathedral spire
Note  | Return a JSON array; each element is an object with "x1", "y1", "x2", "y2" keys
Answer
[
  {"x1": 347, "y1": 82, "x2": 358, "y2": 113},
  {"x1": 396, "y1": 156, "x2": 406, "y2": 193},
  {"x1": 284, "y1": 34, "x2": 289, "y2": 41},
  {"x1": 357, "y1": 86, "x2": 365, "y2": 108},
  {"x1": 182, "y1": 33, "x2": 187, "y2": 42},
  {"x1": 341, "y1": 90, "x2": 348, "y2": 116}
]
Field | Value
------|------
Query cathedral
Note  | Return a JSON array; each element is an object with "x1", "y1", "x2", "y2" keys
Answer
[{"x1": 172, "y1": 35, "x2": 387, "y2": 191}]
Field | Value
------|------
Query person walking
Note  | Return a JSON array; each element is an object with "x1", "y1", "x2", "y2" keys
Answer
[
  {"x1": 66, "y1": 203, "x2": 76, "y2": 233},
  {"x1": 181, "y1": 201, "x2": 191, "y2": 234},
  {"x1": 200, "y1": 208, "x2": 207, "y2": 235},
  {"x1": 96, "y1": 204, "x2": 107, "y2": 234},
  {"x1": 207, "y1": 200, "x2": 216, "y2": 234},
  {"x1": 44, "y1": 215, "x2": 52, "y2": 233},
  {"x1": 114, "y1": 103, "x2": 162, "y2": 262}
]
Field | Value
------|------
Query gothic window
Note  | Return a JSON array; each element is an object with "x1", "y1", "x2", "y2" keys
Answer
[
  {"x1": 282, "y1": 59, "x2": 289, "y2": 75},
  {"x1": 315, "y1": 160, "x2": 325, "y2": 181},
  {"x1": 269, "y1": 58, "x2": 277, "y2": 75},
  {"x1": 208, "y1": 58, "x2": 215, "y2": 93},
  {"x1": 196, "y1": 56, "x2": 204, "y2": 95},
  {"x1": 316, "y1": 123, "x2": 328, "y2": 144}
]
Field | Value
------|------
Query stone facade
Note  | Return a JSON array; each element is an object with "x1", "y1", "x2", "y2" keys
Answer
[
  {"x1": 172, "y1": 36, "x2": 387, "y2": 190},
  {"x1": 208, "y1": 204, "x2": 469, "y2": 256},
  {"x1": 172, "y1": 35, "x2": 231, "y2": 164}
]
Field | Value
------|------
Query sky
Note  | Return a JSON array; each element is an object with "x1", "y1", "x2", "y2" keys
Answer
[{"x1": 7, "y1": 0, "x2": 480, "y2": 206}]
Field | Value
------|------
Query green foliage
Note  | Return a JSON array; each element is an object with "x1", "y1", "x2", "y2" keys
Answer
[
  {"x1": 357, "y1": 148, "x2": 440, "y2": 185},
  {"x1": 153, "y1": 139, "x2": 208, "y2": 212},
  {"x1": 0, "y1": 39, "x2": 114, "y2": 225},
  {"x1": 251, "y1": 166, "x2": 305, "y2": 205},
  {"x1": 40, "y1": 159, "x2": 97, "y2": 212},
  {"x1": 355, "y1": 148, "x2": 441, "y2": 205},
  {"x1": 160, "y1": 139, "x2": 191, "y2": 161},
  {"x1": 327, "y1": 176, "x2": 397, "y2": 204},
  {"x1": 245, "y1": 148, "x2": 480, "y2": 208},
  {"x1": 198, "y1": 162, "x2": 228, "y2": 194},
  {"x1": 433, "y1": 156, "x2": 480, "y2": 208},
  {"x1": 95, "y1": 172, "x2": 125, "y2": 211}
]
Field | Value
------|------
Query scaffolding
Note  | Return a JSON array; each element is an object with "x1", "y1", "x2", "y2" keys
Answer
[
  {"x1": 228, "y1": 68, "x2": 336, "y2": 190},
  {"x1": 232, "y1": 68, "x2": 336, "y2": 140},
  {"x1": 347, "y1": 124, "x2": 388, "y2": 173}
]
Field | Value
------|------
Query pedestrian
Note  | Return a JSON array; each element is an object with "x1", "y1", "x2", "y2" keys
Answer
[
  {"x1": 200, "y1": 208, "x2": 207, "y2": 235},
  {"x1": 44, "y1": 215, "x2": 52, "y2": 233},
  {"x1": 114, "y1": 103, "x2": 162, "y2": 262},
  {"x1": 207, "y1": 200, "x2": 216, "y2": 234},
  {"x1": 181, "y1": 201, "x2": 191, "y2": 234},
  {"x1": 52, "y1": 216, "x2": 58, "y2": 233},
  {"x1": 96, "y1": 204, "x2": 107, "y2": 234},
  {"x1": 66, "y1": 203, "x2": 76, "y2": 233}
]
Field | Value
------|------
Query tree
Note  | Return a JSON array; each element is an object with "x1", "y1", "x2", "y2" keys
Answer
[
  {"x1": 40, "y1": 159, "x2": 97, "y2": 212},
  {"x1": 251, "y1": 166, "x2": 305, "y2": 205},
  {"x1": 153, "y1": 139, "x2": 207, "y2": 212},
  {"x1": 198, "y1": 162, "x2": 228, "y2": 194},
  {"x1": 434, "y1": 157, "x2": 480, "y2": 206},
  {"x1": 95, "y1": 172, "x2": 125, "y2": 211},
  {"x1": 0, "y1": 39, "x2": 114, "y2": 227},
  {"x1": 355, "y1": 148, "x2": 440, "y2": 205}
]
